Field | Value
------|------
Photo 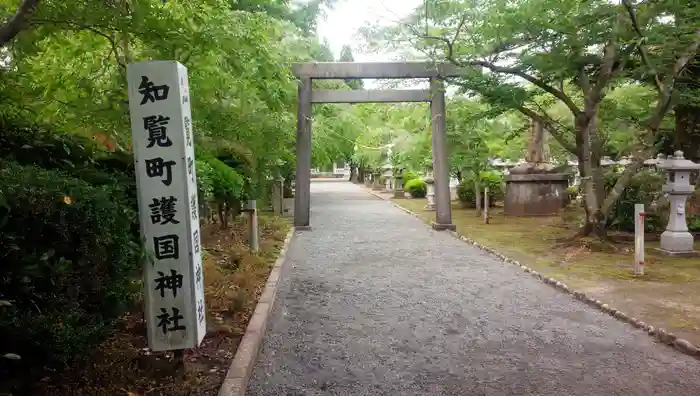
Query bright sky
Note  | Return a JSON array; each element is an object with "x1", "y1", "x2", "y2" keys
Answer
[
  {"x1": 316, "y1": 0, "x2": 422, "y2": 62},
  {"x1": 316, "y1": 0, "x2": 424, "y2": 88}
]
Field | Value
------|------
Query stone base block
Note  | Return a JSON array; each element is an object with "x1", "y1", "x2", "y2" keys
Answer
[
  {"x1": 654, "y1": 248, "x2": 699, "y2": 257},
  {"x1": 294, "y1": 225, "x2": 313, "y2": 231},
  {"x1": 394, "y1": 190, "x2": 405, "y2": 199},
  {"x1": 504, "y1": 172, "x2": 569, "y2": 216},
  {"x1": 432, "y1": 222, "x2": 457, "y2": 231}
]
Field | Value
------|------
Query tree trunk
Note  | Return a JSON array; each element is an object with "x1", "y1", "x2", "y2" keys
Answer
[
  {"x1": 576, "y1": 111, "x2": 609, "y2": 239},
  {"x1": 357, "y1": 165, "x2": 365, "y2": 183},
  {"x1": 474, "y1": 177, "x2": 482, "y2": 215},
  {"x1": 349, "y1": 164, "x2": 357, "y2": 182},
  {"x1": 673, "y1": 6, "x2": 700, "y2": 162},
  {"x1": 673, "y1": 55, "x2": 700, "y2": 161}
]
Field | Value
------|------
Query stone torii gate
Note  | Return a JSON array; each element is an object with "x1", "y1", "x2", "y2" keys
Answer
[{"x1": 291, "y1": 61, "x2": 466, "y2": 231}]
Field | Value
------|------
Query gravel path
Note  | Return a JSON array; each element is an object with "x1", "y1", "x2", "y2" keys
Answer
[{"x1": 248, "y1": 181, "x2": 700, "y2": 396}]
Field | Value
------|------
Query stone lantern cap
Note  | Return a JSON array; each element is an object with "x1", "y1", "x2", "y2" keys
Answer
[{"x1": 655, "y1": 151, "x2": 700, "y2": 171}]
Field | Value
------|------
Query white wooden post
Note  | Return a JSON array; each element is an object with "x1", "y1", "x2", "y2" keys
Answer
[
  {"x1": 484, "y1": 187, "x2": 490, "y2": 224},
  {"x1": 127, "y1": 61, "x2": 206, "y2": 352},
  {"x1": 634, "y1": 203, "x2": 645, "y2": 275}
]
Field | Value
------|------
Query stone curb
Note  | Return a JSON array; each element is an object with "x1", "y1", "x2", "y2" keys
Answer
[
  {"x1": 218, "y1": 227, "x2": 296, "y2": 396},
  {"x1": 362, "y1": 186, "x2": 700, "y2": 360}
]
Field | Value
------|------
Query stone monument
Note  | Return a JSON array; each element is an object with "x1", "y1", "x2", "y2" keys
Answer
[
  {"x1": 655, "y1": 151, "x2": 700, "y2": 256},
  {"x1": 504, "y1": 120, "x2": 569, "y2": 216}
]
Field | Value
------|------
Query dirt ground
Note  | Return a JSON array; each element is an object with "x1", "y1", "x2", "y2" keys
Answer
[
  {"x1": 395, "y1": 198, "x2": 700, "y2": 346},
  {"x1": 29, "y1": 215, "x2": 290, "y2": 396}
]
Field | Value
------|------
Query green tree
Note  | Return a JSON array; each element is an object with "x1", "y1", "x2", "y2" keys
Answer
[
  {"x1": 364, "y1": 0, "x2": 700, "y2": 238},
  {"x1": 339, "y1": 44, "x2": 364, "y2": 89}
]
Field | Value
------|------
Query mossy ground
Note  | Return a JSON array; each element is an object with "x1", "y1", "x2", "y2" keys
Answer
[{"x1": 394, "y1": 197, "x2": 700, "y2": 345}]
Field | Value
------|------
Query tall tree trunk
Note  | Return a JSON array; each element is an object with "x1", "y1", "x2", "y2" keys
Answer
[
  {"x1": 473, "y1": 175, "x2": 482, "y2": 215},
  {"x1": 673, "y1": 56, "x2": 700, "y2": 162},
  {"x1": 357, "y1": 165, "x2": 365, "y2": 183},
  {"x1": 349, "y1": 164, "x2": 357, "y2": 182},
  {"x1": 576, "y1": 112, "x2": 609, "y2": 239},
  {"x1": 673, "y1": 2, "x2": 700, "y2": 162}
]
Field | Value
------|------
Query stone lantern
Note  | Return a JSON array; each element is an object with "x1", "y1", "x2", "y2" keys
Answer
[
  {"x1": 394, "y1": 168, "x2": 405, "y2": 199},
  {"x1": 656, "y1": 151, "x2": 700, "y2": 256},
  {"x1": 385, "y1": 169, "x2": 394, "y2": 191},
  {"x1": 424, "y1": 168, "x2": 436, "y2": 211},
  {"x1": 372, "y1": 169, "x2": 383, "y2": 191},
  {"x1": 272, "y1": 175, "x2": 285, "y2": 215}
]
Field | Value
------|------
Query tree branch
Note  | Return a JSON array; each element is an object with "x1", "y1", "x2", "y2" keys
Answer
[
  {"x1": 621, "y1": 0, "x2": 664, "y2": 93},
  {"x1": 29, "y1": 19, "x2": 126, "y2": 70},
  {"x1": 515, "y1": 104, "x2": 576, "y2": 153},
  {"x1": 0, "y1": 0, "x2": 41, "y2": 48},
  {"x1": 465, "y1": 60, "x2": 581, "y2": 116}
]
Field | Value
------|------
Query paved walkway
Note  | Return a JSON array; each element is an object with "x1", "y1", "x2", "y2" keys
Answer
[{"x1": 248, "y1": 181, "x2": 700, "y2": 396}]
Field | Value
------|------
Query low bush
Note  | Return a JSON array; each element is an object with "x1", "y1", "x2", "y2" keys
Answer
[
  {"x1": 566, "y1": 185, "x2": 580, "y2": 206},
  {"x1": 400, "y1": 170, "x2": 419, "y2": 185},
  {"x1": 456, "y1": 171, "x2": 504, "y2": 208},
  {"x1": 405, "y1": 178, "x2": 427, "y2": 198},
  {"x1": 605, "y1": 169, "x2": 665, "y2": 232},
  {"x1": 0, "y1": 161, "x2": 141, "y2": 369}
]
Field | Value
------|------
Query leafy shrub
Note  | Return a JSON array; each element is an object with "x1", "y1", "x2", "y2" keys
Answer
[
  {"x1": 405, "y1": 178, "x2": 427, "y2": 198},
  {"x1": 0, "y1": 162, "x2": 141, "y2": 368},
  {"x1": 605, "y1": 169, "x2": 665, "y2": 232},
  {"x1": 456, "y1": 171, "x2": 504, "y2": 207},
  {"x1": 200, "y1": 155, "x2": 245, "y2": 201},
  {"x1": 0, "y1": 119, "x2": 100, "y2": 171},
  {"x1": 566, "y1": 185, "x2": 580, "y2": 206},
  {"x1": 688, "y1": 214, "x2": 700, "y2": 232},
  {"x1": 400, "y1": 170, "x2": 419, "y2": 185}
]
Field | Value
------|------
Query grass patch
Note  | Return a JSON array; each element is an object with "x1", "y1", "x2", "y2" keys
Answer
[{"x1": 395, "y1": 198, "x2": 700, "y2": 344}]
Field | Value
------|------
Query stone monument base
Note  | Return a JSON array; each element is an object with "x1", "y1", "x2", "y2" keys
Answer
[
  {"x1": 394, "y1": 190, "x2": 405, "y2": 199},
  {"x1": 504, "y1": 172, "x2": 568, "y2": 216},
  {"x1": 432, "y1": 222, "x2": 457, "y2": 231},
  {"x1": 654, "y1": 248, "x2": 698, "y2": 257},
  {"x1": 657, "y1": 231, "x2": 698, "y2": 256}
]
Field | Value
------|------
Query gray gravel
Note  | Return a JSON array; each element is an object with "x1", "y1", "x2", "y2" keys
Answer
[{"x1": 248, "y1": 181, "x2": 700, "y2": 396}]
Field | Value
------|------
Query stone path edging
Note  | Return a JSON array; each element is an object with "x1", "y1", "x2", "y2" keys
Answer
[
  {"x1": 362, "y1": 186, "x2": 700, "y2": 360},
  {"x1": 218, "y1": 227, "x2": 296, "y2": 396}
]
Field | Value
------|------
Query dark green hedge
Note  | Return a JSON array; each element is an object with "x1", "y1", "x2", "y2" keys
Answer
[{"x1": 0, "y1": 161, "x2": 141, "y2": 368}]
